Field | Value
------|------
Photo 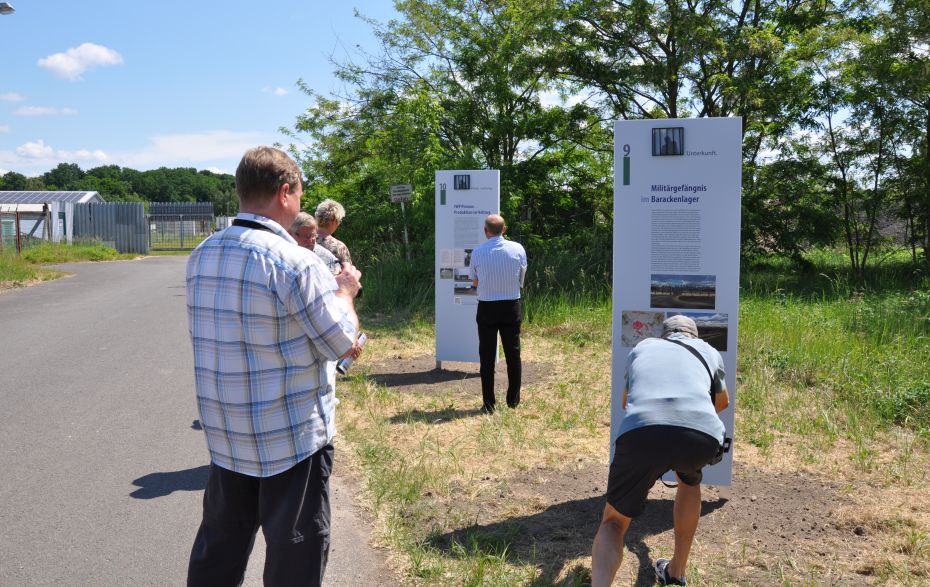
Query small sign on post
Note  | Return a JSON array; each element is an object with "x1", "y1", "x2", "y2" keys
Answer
[
  {"x1": 390, "y1": 184, "x2": 412, "y2": 203},
  {"x1": 390, "y1": 184, "x2": 413, "y2": 261}
]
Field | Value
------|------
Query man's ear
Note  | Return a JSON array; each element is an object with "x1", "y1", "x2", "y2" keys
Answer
[{"x1": 276, "y1": 183, "x2": 291, "y2": 208}]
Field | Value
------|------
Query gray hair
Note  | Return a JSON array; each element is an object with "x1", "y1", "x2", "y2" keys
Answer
[
  {"x1": 315, "y1": 199, "x2": 346, "y2": 225},
  {"x1": 290, "y1": 211, "x2": 317, "y2": 233}
]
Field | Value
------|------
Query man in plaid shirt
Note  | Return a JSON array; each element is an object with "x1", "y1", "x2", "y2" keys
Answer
[{"x1": 185, "y1": 146, "x2": 362, "y2": 586}]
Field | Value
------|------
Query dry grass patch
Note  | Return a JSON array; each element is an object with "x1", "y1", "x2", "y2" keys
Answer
[{"x1": 334, "y1": 314, "x2": 930, "y2": 585}]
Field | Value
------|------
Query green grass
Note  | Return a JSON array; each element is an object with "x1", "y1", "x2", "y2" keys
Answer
[
  {"x1": 0, "y1": 249, "x2": 57, "y2": 283},
  {"x1": 1, "y1": 242, "x2": 134, "y2": 287},
  {"x1": 334, "y1": 246, "x2": 930, "y2": 584},
  {"x1": 739, "y1": 252, "x2": 930, "y2": 445},
  {"x1": 356, "y1": 246, "x2": 929, "y2": 441},
  {"x1": 21, "y1": 241, "x2": 137, "y2": 263}
]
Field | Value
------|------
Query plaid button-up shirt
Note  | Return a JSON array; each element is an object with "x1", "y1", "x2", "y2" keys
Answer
[{"x1": 186, "y1": 213, "x2": 356, "y2": 477}]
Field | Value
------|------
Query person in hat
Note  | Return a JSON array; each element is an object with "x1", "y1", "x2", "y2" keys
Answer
[{"x1": 591, "y1": 315, "x2": 730, "y2": 586}]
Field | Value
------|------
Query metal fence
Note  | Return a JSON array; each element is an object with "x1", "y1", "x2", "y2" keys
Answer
[
  {"x1": 73, "y1": 202, "x2": 150, "y2": 254},
  {"x1": 148, "y1": 202, "x2": 214, "y2": 251},
  {"x1": 0, "y1": 210, "x2": 52, "y2": 254},
  {"x1": 2, "y1": 202, "x2": 216, "y2": 255},
  {"x1": 148, "y1": 215, "x2": 214, "y2": 251}
]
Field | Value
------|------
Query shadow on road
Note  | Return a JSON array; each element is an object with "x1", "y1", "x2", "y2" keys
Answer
[
  {"x1": 130, "y1": 466, "x2": 209, "y2": 499},
  {"x1": 428, "y1": 495, "x2": 728, "y2": 586}
]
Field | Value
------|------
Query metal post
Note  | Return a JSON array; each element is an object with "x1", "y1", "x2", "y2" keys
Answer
[
  {"x1": 15, "y1": 212, "x2": 23, "y2": 254},
  {"x1": 400, "y1": 201, "x2": 411, "y2": 262},
  {"x1": 179, "y1": 215, "x2": 185, "y2": 249}
]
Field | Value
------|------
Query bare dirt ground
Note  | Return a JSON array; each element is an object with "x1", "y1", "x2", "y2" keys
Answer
[{"x1": 357, "y1": 353, "x2": 930, "y2": 586}]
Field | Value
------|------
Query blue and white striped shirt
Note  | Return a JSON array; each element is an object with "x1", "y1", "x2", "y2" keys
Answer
[
  {"x1": 469, "y1": 235, "x2": 527, "y2": 301},
  {"x1": 186, "y1": 213, "x2": 357, "y2": 477}
]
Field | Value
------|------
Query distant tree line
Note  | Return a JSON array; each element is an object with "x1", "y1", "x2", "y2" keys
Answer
[
  {"x1": 3, "y1": 0, "x2": 927, "y2": 279},
  {"x1": 282, "y1": 0, "x2": 929, "y2": 278},
  {"x1": 0, "y1": 163, "x2": 239, "y2": 216}
]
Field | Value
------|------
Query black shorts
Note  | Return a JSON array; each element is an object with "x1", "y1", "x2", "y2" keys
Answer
[{"x1": 606, "y1": 425, "x2": 720, "y2": 518}]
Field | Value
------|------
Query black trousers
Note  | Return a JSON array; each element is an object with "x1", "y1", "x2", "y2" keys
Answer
[
  {"x1": 476, "y1": 299, "x2": 522, "y2": 410},
  {"x1": 187, "y1": 444, "x2": 333, "y2": 587}
]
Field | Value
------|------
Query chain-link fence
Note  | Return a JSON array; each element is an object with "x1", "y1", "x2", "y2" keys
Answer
[{"x1": 148, "y1": 215, "x2": 214, "y2": 251}]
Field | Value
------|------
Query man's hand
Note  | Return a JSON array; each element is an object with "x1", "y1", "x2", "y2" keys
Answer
[
  {"x1": 339, "y1": 333, "x2": 365, "y2": 360},
  {"x1": 335, "y1": 262, "x2": 362, "y2": 299}
]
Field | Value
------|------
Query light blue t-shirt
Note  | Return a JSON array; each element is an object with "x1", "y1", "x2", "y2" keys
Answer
[{"x1": 619, "y1": 334, "x2": 726, "y2": 444}]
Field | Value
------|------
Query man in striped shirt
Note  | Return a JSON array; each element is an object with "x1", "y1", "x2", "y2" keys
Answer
[
  {"x1": 186, "y1": 146, "x2": 362, "y2": 586},
  {"x1": 469, "y1": 214, "x2": 528, "y2": 413}
]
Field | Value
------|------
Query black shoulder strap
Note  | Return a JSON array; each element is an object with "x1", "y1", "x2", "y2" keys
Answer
[
  {"x1": 664, "y1": 338, "x2": 716, "y2": 402},
  {"x1": 232, "y1": 219, "x2": 275, "y2": 233}
]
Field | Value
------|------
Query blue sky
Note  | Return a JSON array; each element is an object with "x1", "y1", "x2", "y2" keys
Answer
[{"x1": 0, "y1": 0, "x2": 398, "y2": 177}]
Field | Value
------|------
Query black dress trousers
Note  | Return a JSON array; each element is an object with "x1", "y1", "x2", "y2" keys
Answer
[
  {"x1": 476, "y1": 298, "x2": 522, "y2": 410},
  {"x1": 187, "y1": 444, "x2": 333, "y2": 587}
]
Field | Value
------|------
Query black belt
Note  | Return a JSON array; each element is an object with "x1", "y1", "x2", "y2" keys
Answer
[{"x1": 232, "y1": 219, "x2": 275, "y2": 233}]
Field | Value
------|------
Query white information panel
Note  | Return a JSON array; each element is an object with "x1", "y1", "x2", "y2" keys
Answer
[
  {"x1": 435, "y1": 170, "x2": 501, "y2": 363},
  {"x1": 611, "y1": 118, "x2": 741, "y2": 485}
]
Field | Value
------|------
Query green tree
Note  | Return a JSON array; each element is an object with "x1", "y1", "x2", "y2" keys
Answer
[
  {"x1": 287, "y1": 0, "x2": 610, "y2": 252},
  {"x1": 43, "y1": 163, "x2": 85, "y2": 190},
  {"x1": 0, "y1": 171, "x2": 28, "y2": 190},
  {"x1": 559, "y1": 0, "x2": 832, "y2": 257},
  {"x1": 869, "y1": 0, "x2": 930, "y2": 274}
]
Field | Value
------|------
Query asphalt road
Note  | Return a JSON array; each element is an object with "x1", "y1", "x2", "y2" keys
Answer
[{"x1": 0, "y1": 256, "x2": 394, "y2": 586}]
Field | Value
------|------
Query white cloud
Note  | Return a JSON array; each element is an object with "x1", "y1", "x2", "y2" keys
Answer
[
  {"x1": 262, "y1": 86, "x2": 290, "y2": 97},
  {"x1": 14, "y1": 106, "x2": 78, "y2": 117},
  {"x1": 118, "y1": 130, "x2": 271, "y2": 168},
  {"x1": 0, "y1": 130, "x2": 272, "y2": 176},
  {"x1": 0, "y1": 92, "x2": 25, "y2": 102},
  {"x1": 0, "y1": 126, "x2": 10, "y2": 133},
  {"x1": 59, "y1": 148, "x2": 109, "y2": 163},
  {"x1": 204, "y1": 166, "x2": 229, "y2": 174},
  {"x1": 38, "y1": 43, "x2": 124, "y2": 81},
  {"x1": 16, "y1": 139, "x2": 55, "y2": 159},
  {"x1": 0, "y1": 139, "x2": 110, "y2": 171}
]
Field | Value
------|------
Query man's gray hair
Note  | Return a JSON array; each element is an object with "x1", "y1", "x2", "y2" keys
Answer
[
  {"x1": 290, "y1": 211, "x2": 316, "y2": 233},
  {"x1": 315, "y1": 199, "x2": 346, "y2": 225}
]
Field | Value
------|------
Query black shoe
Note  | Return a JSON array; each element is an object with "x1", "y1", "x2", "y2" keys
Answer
[{"x1": 655, "y1": 559, "x2": 685, "y2": 585}]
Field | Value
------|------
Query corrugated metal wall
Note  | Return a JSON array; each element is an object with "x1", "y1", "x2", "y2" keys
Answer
[{"x1": 73, "y1": 202, "x2": 150, "y2": 254}]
